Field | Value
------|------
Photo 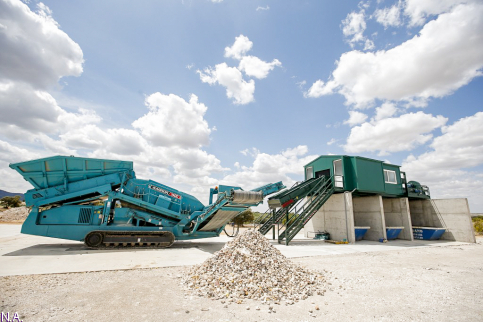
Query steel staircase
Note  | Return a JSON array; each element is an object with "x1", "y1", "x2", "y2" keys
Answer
[
  {"x1": 254, "y1": 181, "x2": 302, "y2": 235},
  {"x1": 277, "y1": 176, "x2": 334, "y2": 245},
  {"x1": 256, "y1": 208, "x2": 287, "y2": 235}
]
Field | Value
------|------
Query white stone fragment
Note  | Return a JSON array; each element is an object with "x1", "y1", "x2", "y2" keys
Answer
[{"x1": 182, "y1": 229, "x2": 327, "y2": 303}]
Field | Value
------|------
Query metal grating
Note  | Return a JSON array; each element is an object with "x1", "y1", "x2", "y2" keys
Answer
[{"x1": 78, "y1": 208, "x2": 93, "y2": 224}]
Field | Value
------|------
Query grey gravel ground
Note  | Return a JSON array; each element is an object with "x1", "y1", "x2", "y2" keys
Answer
[{"x1": 1, "y1": 237, "x2": 482, "y2": 322}]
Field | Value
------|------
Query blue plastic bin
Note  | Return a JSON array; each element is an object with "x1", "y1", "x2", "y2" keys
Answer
[
  {"x1": 386, "y1": 227, "x2": 404, "y2": 240},
  {"x1": 355, "y1": 226, "x2": 370, "y2": 241},
  {"x1": 412, "y1": 227, "x2": 446, "y2": 240}
]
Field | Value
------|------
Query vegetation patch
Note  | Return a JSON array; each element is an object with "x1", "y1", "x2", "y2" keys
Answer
[{"x1": 473, "y1": 216, "x2": 483, "y2": 234}]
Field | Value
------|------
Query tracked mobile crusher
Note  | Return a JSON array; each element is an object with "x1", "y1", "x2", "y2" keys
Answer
[{"x1": 10, "y1": 156, "x2": 285, "y2": 248}]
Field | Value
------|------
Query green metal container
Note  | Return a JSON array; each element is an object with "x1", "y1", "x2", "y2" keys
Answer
[{"x1": 304, "y1": 155, "x2": 429, "y2": 199}]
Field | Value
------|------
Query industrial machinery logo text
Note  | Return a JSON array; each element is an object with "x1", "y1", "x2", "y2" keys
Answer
[{"x1": 149, "y1": 185, "x2": 181, "y2": 199}]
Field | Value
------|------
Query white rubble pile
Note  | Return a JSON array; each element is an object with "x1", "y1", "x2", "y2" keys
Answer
[
  {"x1": 0, "y1": 206, "x2": 29, "y2": 222},
  {"x1": 182, "y1": 229, "x2": 327, "y2": 303}
]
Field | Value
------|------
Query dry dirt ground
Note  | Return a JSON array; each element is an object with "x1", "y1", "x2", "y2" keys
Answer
[
  {"x1": 0, "y1": 206, "x2": 29, "y2": 224},
  {"x1": 1, "y1": 237, "x2": 482, "y2": 322}
]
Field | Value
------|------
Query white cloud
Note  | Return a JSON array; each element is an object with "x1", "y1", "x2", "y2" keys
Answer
[
  {"x1": 344, "y1": 110, "x2": 368, "y2": 126},
  {"x1": 0, "y1": 82, "x2": 63, "y2": 134},
  {"x1": 256, "y1": 6, "x2": 270, "y2": 11},
  {"x1": 0, "y1": 1, "x2": 229, "y2": 204},
  {"x1": 198, "y1": 63, "x2": 255, "y2": 105},
  {"x1": 309, "y1": 2, "x2": 483, "y2": 108},
  {"x1": 0, "y1": 1, "x2": 93, "y2": 142},
  {"x1": 34, "y1": 133, "x2": 77, "y2": 155},
  {"x1": 53, "y1": 93, "x2": 225, "y2": 185},
  {"x1": 238, "y1": 56, "x2": 281, "y2": 79},
  {"x1": 404, "y1": 0, "x2": 472, "y2": 26},
  {"x1": 171, "y1": 148, "x2": 227, "y2": 179},
  {"x1": 0, "y1": 139, "x2": 40, "y2": 164},
  {"x1": 296, "y1": 80, "x2": 307, "y2": 89},
  {"x1": 224, "y1": 35, "x2": 253, "y2": 60},
  {"x1": 200, "y1": 35, "x2": 280, "y2": 104},
  {"x1": 133, "y1": 93, "x2": 211, "y2": 147},
  {"x1": 0, "y1": 139, "x2": 43, "y2": 192},
  {"x1": 344, "y1": 112, "x2": 447, "y2": 155},
  {"x1": 342, "y1": 10, "x2": 367, "y2": 47},
  {"x1": 401, "y1": 111, "x2": 483, "y2": 212},
  {"x1": 59, "y1": 124, "x2": 105, "y2": 150},
  {"x1": 305, "y1": 80, "x2": 338, "y2": 98},
  {"x1": 375, "y1": 4, "x2": 402, "y2": 28},
  {"x1": 0, "y1": 0, "x2": 83, "y2": 89},
  {"x1": 373, "y1": 102, "x2": 398, "y2": 121},
  {"x1": 327, "y1": 138, "x2": 338, "y2": 146},
  {"x1": 364, "y1": 39, "x2": 375, "y2": 50},
  {"x1": 221, "y1": 146, "x2": 317, "y2": 189},
  {"x1": 0, "y1": 82, "x2": 101, "y2": 140},
  {"x1": 240, "y1": 147, "x2": 260, "y2": 157},
  {"x1": 403, "y1": 111, "x2": 483, "y2": 174}
]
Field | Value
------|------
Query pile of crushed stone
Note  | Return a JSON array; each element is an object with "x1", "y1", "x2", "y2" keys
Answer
[
  {"x1": 0, "y1": 206, "x2": 29, "y2": 223},
  {"x1": 182, "y1": 229, "x2": 327, "y2": 304}
]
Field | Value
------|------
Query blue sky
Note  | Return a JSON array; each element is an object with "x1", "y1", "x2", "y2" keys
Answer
[{"x1": 1, "y1": 0, "x2": 482, "y2": 212}]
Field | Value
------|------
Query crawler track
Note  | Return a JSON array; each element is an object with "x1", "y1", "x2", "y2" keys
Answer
[{"x1": 84, "y1": 230, "x2": 175, "y2": 249}]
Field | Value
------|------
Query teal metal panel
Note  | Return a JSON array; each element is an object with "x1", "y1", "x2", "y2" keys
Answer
[{"x1": 10, "y1": 156, "x2": 133, "y2": 190}]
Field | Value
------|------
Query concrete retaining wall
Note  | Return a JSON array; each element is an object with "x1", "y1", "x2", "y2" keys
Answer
[
  {"x1": 409, "y1": 198, "x2": 475, "y2": 243},
  {"x1": 353, "y1": 196, "x2": 386, "y2": 241},
  {"x1": 382, "y1": 198, "x2": 413, "y2": 241},
  {"x1": 304, "y1": 193, "x2": 355, "y2": 243},
  {"x1": 305, "y1": 195, "x2": 475, "y2": 245}
]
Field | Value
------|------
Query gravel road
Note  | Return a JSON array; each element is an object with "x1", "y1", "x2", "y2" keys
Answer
[{"x1": 1, "y1": 238, "x2": 482, "y2": 322}]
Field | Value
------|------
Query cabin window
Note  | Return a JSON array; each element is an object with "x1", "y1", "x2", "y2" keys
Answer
[
  {"x1": 384, "y1": 169, "x2": 397, "y2": 184},
  {"x1": 306, "y1": 166, "x2": 314, "y2": 179}
]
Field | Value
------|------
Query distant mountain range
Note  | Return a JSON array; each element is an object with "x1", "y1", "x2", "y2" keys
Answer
[{"x1": 0, "y1": 190, "x2": 25, "y2": 201}]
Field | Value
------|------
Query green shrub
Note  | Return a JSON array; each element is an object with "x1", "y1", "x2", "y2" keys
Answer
[
  {"x1": 233, "y1": 209, "x2": 255, "y2": 226},
  {"x1": 0, "y1": 196, "x2": 22, "y2": 209},
  {"x1": 473, "y1": 216, "x2": 483, "y2": 234}
]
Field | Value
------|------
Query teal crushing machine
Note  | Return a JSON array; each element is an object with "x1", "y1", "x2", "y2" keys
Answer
[{"x1": 10, "y1": 156, "x2": 284, "y2": 248}]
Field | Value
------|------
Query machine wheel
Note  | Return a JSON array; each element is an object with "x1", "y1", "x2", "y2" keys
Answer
[{"x1": 85, "y1": 231, "x2": 103, "y2": 248}]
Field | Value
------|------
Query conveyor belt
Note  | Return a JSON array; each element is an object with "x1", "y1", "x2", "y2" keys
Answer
[{"x1": 198, "y1": 209, "x2": 240, "y2": 231}]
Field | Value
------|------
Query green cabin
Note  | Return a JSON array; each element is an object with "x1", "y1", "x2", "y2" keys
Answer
[{"x1": 304, "y1": 155, "x2": 429, "y2": 199}]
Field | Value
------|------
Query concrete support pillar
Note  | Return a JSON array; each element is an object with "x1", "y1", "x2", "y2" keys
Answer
[
  {"x1": 304, "y1": 193, "x2": 355, "y2": 243},
  {"x1": 353, "y1": 195, "x2": 387, "y2": 241},
  {"x1": 382, "y1": 198, "x2": 413, "y2": 241}
]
